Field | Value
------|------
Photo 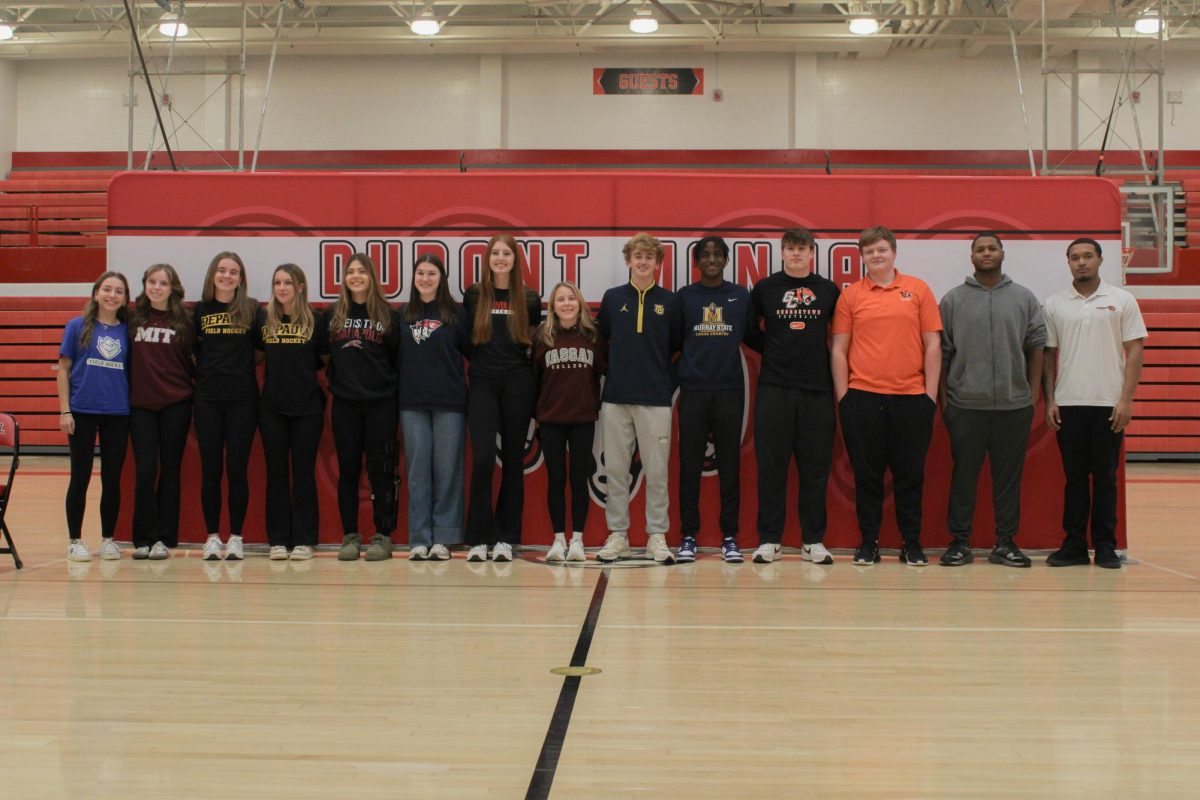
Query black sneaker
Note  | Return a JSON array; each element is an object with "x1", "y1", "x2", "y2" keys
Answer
[
  {"x1": 988, "y1": 541, "x2": 1032, "y2": 568},
  {"x1": 1046, "y1": 545, "x2": 1091, "y2": 567},
  {"x1": 899, "y1": 541, "x2": 928, "y2": 566},
  {"x1": 939, "y1": 541, "x2": 974, "y2": 567},
  {"x1": 852, "y1": 542, "x2": 880, "y2": 565},
  {"x1": 1094, "y1": 545, "x2": 1122, "y2": 569}
]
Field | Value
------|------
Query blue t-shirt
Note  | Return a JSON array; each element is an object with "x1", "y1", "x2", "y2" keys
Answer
[{"x1": 60, "y1": 316, "x2": 130, "y2": 415}]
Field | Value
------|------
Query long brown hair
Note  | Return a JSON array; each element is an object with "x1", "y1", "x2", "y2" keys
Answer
[
  {"x1": 265, "y1": 263, "x2": 315, "y2": 338},
  {"x1": 327, "y1": 253, "x2": 394, "y2": 335},
  {"x1": 129, "y1": 263, "x2": 192, "y2": 349},
  {"x1": 201, "y1": 251, "x2": 258, "y2": 329},
  {"x1": 537, "y1": 282, "x2": 597, "y2": 348},
  {"x1": 404, "y1": 253, "x2": 458, "y2": 325},
  {"x1": 471, "y1": 233, "x2": 532, "y2": 346},
  {"x1": 78, "y1": 271, "x2": 131, "y2": 348}
]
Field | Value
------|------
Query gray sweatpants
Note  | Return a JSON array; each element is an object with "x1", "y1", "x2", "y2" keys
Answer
[{"x1": 600, "y1": 402, "x2": 672, "y2": 538}]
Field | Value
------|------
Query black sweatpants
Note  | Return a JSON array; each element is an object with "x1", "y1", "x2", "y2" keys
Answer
[
  {"x1": 467, "y1": 375, "x2": 536, "y2": 546},
  {"x1": 260, "y1": 404, "x2": 324, "y2": 548},
  {"x1": 1056, "y1": 405, "x2": 1122, "y2": 551},
  {"x1": 331, "y1": 396, "x2": 398, "y2": 537},
  {"x1": 753, "y1": 385, "x2": 835, "y2": 545},
  {"x1": 839, "y1": 389, "x2": 936, "y2": 545},
  {"x1": 65, "y1": 413, "x2": 130, "y2": 540},
  {"x1": 193, "y1": 397, "x2": 258, "y2": 537},
  {"x1": 129, "y1": 400, "x2": 192, "y2": 548},
  {"x1": 943, "y1": 404, "x2": 1034, "y2": 546},
  {"x1": 678, "y1": 388, "x2": 744, "y2": 539},
  {"x1": 539, "y1": 421, "x2": 595, "y2": 534}
]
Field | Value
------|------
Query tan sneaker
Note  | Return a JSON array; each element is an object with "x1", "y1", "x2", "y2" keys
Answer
[
  {"x1": 644, "y1": 533, "x2": 675, "y2": 564},
  {"x1": 596, "y1": 532, "x2": 630, "y2": 562}
]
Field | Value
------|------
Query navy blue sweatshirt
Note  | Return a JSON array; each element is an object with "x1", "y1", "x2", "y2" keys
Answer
[
  {"x1": 596, "y1": 282, "x2": 682, "y2": 407},
  {"x1": 676, "y1": 280, "x2": 753, "y2": 391},
  {"x1": 397, "y1": 301, "x2": 470, "y2": 412}
]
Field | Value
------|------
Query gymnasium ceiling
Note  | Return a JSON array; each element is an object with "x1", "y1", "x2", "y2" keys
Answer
[{"x1": 0, "y1": 0, "x2": 1191, "y2": 58}]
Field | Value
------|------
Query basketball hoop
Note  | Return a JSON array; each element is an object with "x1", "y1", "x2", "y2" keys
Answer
[{"x1": 1121, "y1": 247, "x2": 1135, "y2": 270}]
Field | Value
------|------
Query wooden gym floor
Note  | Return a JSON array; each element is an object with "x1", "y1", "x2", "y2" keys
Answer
[{"x1": 0, "y1": 458, "x2": 1197, "y2": 799}]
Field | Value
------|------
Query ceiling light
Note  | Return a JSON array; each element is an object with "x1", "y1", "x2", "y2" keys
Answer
[
  {"x1": 158, "y1": 13, "x2": 188, "y2": 37},
  {"x1": 0, "y1": 25, "x2": 13, "y2": 41},
  {"x1": 1134, "y1": 14, "x2": 1162, "y2": 34},
  {"x1": 848, "y1": 16, "x2": 880, "y2": 35},
  {"x1": 410, "y1": 13, "x2": 440, "y2": 35},
  {"x1": 630, "y1": 8, "x2": 658, "y2": 34}
]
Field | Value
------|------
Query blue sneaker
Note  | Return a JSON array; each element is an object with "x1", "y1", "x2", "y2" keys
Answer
[
  {"x1": 676, "y1": 536, "x2": 697, "y2": 563},
  {"x1": 722, "y1": 537, "x2": 744, "y2": 563}
]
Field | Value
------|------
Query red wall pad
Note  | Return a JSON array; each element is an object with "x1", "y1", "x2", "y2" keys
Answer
[{"x1": 107, "y1": 172, "x2": 1125, "y2": 550}]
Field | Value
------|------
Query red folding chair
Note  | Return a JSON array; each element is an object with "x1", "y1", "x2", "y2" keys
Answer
[{"x1": 0, "y1": 412, "x2": 23, "y2": 569}]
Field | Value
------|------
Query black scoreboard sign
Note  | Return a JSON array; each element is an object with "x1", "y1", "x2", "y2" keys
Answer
[{"x1": 592, "y1": 68, "x2": 704, "y2": 96}]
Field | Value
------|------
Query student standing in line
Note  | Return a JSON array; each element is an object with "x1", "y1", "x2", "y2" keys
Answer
[
  {"x1": 747, "y1": 228, "x2": 841, "y2": 565},
  {"x1": 462, "y1": 234, "x2": 543, "y2": 563},
  {"x1": 128, "y1": 264, "x2": 194, "y2": 560},
  {"x1": 193, "y1": 252, "x2": 261, "y2": 562},
  {"x1": 596, "y1": 233, "x2": 682, "y2": 564},
  {"x1": 326, "y1": 253, "x2": 403, "y2": 562},
  {"x1": 1042, "y1": 238, "x2": 1146, "y2": 569},
  {"x1": 533, "y1": 282, "x2": 607, "y2": 563},
  {"x1": 398, "y1": 254, "x2": 469, "y2": 561},
  {"x1": 831, "y1": 226, "x2": 942, "y2": 566},
  {"x1": 938, "y1": 234, "x2": 1045, "y2": 568},
  {"x1": 259, "y1": 264, "x2": 329, "y2": 562},
  {"x1": 675, "y1": 235, "x2": 753, "y2": 564},
  {"x1": 59, "y1": 271, "x2": 132, "y2": 563}
]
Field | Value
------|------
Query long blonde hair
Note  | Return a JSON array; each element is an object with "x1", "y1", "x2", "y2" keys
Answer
[
  {"x1": 201, "y1": 251, "x2": 258, "y2": 329},
  {"x1": 537, "y1": 281, "x2": 597, "y2": 348},
  {"x1": 471, "y1": 233, "x2": 532, "y2": 346},
  {"x1": 327, "y1": 253, "x2": 393, "y2": 335},
  {"x1": 265, "y1": 264, "x2": 315, "y2": 338}
]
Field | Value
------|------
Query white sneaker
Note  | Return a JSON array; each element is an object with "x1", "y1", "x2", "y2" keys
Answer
[
  {"x1": 203, "y1": 535, "x2": 223, "y2": 561},
  {"x1": 131, "y1": 546, "x2": 151, "y2": 560},
  {"x1": 752, "y1": 543, "x2": 782, "y2": 564},
  {"x1": 566, "y1": 540, "x2": 587, "y2": 562},
  {"x1": 224, "y1": 535, "x2": 244, "y2": 561},
  {"x1": 801, "y1": 542, "x2": 834, "y2": 565},
  {"x1": 290, "y1": 545, "x2": 314, "y2": 561},
  {"x1": 149, "y1": 542, "x2": 170, "y2": 560},
  {"x1": 466, "y1": 544, "x2": 489, "y2": 562},
  {"x1": 644, "y1": 533, "x2": 675, "y2": 564},
  {"x1": 67, "y1": 539, "x2": 92, "y2": 562},
  {"x1": 546, "y1": 539, "x2": 567, "y2": 562},
  {"x1": 596, "y1": 532, "x2": 630, "y2": 562},
  {"x1": 491, "y1": 542, "x2": 513, "y2": 562},
  {"x1": 408, "y1": 545, "x2": 429, "y2": 561},
  {"x1": 269, "y1": 546, "x2": 289, "y2": 561},
  {"x1": 99, "y1": 538, "x2": 121, "y2": 561},
  {"x1": 428, "y1": 544, "x2": 451, "y2": 561}
]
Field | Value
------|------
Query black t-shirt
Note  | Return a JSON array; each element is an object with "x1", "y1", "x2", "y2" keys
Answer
[
  {"x1": 193, "y1": 299, "x2": 260, "y2": 402},
  {"x1": 462, "y1": 284, "x2": 543, "y2": 381},
  {"x1": 325, "y1": 302, "x2": 402, "y2": 400},
  {"x1": 749, "y1": 271, "x2": 840, "y2": 391},
  {"x1": 259, "y1": 312, "x2": 329, "y2": 416}
]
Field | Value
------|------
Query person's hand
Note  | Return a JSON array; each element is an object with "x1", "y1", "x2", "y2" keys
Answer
[
  {"x1": 1045, "y1": 401, "x2": 1061, "y2": 431},
  {"x1": 1110, "y1": 400, "x2": 1133, "y2": 432},
  {"x1": 60, "y1": 412, "x2": 75, "y2": 436}
]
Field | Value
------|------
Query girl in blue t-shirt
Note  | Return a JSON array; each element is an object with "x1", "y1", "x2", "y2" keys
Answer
[{"x1": 58, "y1": 271, "x2": 132, "y2": 563}]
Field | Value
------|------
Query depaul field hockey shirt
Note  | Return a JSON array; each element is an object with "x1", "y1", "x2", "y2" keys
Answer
[
  {"x1": 60, "y1": 316, "x2": 130, "y2": 415},
  {"x1": 193, "y1": 299, "x2": 260, "y2": 402},
  {"x1": 325, "y1": 301, "x2": 402, "y2": 401},
  {"x1": 259, "y1": 312, "x2": 329, "y2": 417}
]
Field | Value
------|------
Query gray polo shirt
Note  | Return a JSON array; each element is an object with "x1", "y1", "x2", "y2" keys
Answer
[{"x1": 940, "y1": 274, "x2": 1047, "y2": 410}]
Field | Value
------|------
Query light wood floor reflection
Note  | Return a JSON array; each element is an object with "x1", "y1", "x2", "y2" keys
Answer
[{"x1": 1, "y1": 459, "x2": 1198, "y2": 799}]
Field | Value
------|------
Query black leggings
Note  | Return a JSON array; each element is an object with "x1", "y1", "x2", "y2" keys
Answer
[
  {"x1": 129, "y1": 401, "x2": 192, "y2": 548},
  {"x1": 260, "y1": 405, "x2": 324, "y2": 548},
  {"x1": 538, "y1": 421, "x2": 595, "y2": 534},
  {"x1": 192, "y1": 397, "x2": 258, "y2": 537},
  {"x1": 466, "y1": 375, "x2": 536, "y2": 546},
  {"x1": 331, "y1": 396, "x2": 398, "y2": 536},
  {"x1": 65, "y1": 413, "x2": 130, "y2": 540}
]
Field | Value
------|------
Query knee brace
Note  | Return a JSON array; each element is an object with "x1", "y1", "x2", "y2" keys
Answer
[{"x1": 366, "y1": 440, "x2": 398, "y2": 533}]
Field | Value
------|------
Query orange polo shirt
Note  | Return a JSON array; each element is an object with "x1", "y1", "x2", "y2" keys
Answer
[{"x1": 831, "y1": 269, "x2": 942, "y2": 395}]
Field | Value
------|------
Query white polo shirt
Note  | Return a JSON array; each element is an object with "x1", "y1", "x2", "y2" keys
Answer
[{"x1": 1044, "y1": 280, "x2": 1147, "y2": 407}]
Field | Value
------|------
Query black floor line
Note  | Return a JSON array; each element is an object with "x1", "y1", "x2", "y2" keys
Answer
[{"x1": 525, "y1": 565, "x2": 611, "y2": 800}]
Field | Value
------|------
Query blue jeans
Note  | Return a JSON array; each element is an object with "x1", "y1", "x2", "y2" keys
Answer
[{"x1": 400, "y1": 409, "x2": 466, "y2": 547}]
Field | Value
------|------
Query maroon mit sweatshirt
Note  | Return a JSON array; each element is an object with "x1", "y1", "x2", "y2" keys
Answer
[{"x1": 532, "y1": 326, "x2": 608, "y2": 425}]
